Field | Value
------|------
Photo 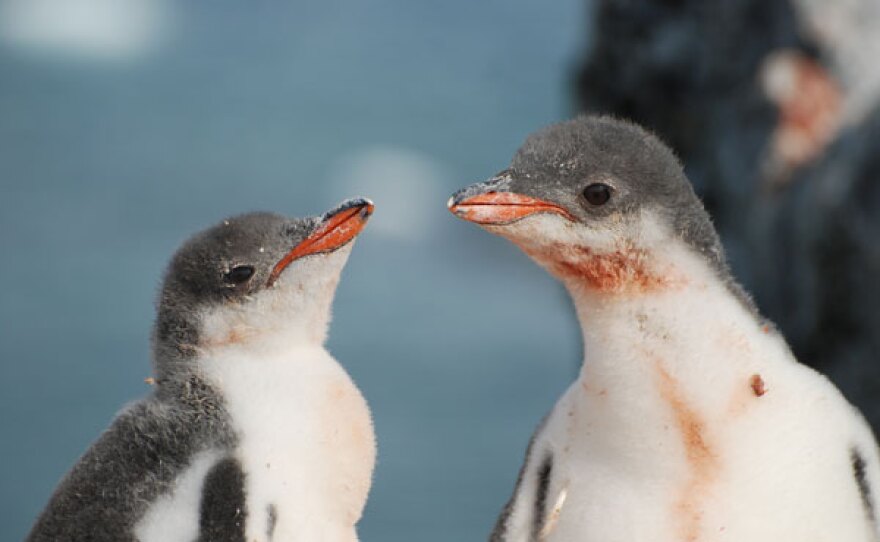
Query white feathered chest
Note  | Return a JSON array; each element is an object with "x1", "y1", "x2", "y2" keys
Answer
[{"x1": 204, "y1": 345, "x2": 375, "y2": 541}]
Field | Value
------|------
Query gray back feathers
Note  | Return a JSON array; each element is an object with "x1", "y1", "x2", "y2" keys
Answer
[{"x1": 27, "y1": 377, "x2": 234, "y2": 541}]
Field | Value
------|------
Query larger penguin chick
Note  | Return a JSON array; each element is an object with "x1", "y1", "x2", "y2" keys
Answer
[
  {"x1": 449, "y1": 116, "x2": 880, "y2": 542},
  {"x1": 28, "y1": 199, "x2": 377, "y2": 542}
]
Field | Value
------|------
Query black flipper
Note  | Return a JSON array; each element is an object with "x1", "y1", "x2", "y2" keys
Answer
[
  {"x1": 852, "y1": 447, "x2": 877, "y2": 527},
  {"x1": 489, "y1": 414, "x2": 550, "y2": 542},
  {"x1": 531, "y1": 453, "x2": 554, "y2": 540},
  {"x1": 197, "y1": 456, "x2": 247, "y2": 542},
  {"x1": 267, "y1": 503, "x2": 278, "y2": 539}
]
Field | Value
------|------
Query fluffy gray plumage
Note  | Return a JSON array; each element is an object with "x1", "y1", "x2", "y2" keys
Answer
[
  {"x1": 27, "y1": 210, "x2": 324, "y2": 541},
  {"x1": 153, "y1": 211, "x2": 319, "y2": 382},
  {"x1": 27, "y1": 377, "x2": 232, "y2": 542},
  {"x1": 514, "y1": 117, "x2": 725, "y2": 268},
  {"x1": 455, "y1": 115, "x2": 760, "y2": 318}
]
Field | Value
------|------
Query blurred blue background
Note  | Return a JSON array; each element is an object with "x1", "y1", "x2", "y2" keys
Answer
[{"x1": 0, "y1": 1, "x2": 587, "y2": 539}]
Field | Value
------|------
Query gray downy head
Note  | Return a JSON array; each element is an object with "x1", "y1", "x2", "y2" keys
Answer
[
  {"x1": 152, "y1": 198, "x2": 374, "y2": 382},
  {"x1": 449, "y1": 115, "x2": 758, "y2": 315}
]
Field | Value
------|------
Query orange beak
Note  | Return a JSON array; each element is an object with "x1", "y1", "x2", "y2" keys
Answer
[
  {"x1": 267, "y1": 199, "x2": 373, "y2": 287},
  {"x1": 448, "y1": 192, "x2": 574, "y2": 225}
]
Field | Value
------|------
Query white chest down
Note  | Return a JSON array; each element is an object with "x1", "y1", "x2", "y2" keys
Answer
[
  {"x1": 137, "y1": 345, "x2": 375, "y2": 542},
  {"x1": 500, "y1": 286, "x2": 880, "y2": 542},
  {"x1": 209, "y1": 346, "x2": 375, "y2": 542}
]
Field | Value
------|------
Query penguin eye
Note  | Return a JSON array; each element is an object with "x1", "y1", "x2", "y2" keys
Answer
[
  {"x1": 225, "y1": 265, "x2": 255, "y2": 284},
  {"x1": 582, "y1": 183, "x2": 612, "y2": 206}
]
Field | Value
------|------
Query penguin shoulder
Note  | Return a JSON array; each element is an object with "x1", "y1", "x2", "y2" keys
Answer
[{"x1": 28, "y1": 392, "x2": 227, "y2": 541}]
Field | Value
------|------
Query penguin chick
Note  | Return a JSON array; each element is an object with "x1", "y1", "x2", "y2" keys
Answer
[
  {"x1": 28, "y1": 199, "x2": 377, "y2": 542},
  {"x1": 449, "y1": 116, "x2": 880, "y2": 542}
]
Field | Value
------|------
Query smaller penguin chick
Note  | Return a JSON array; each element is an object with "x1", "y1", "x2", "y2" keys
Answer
[{"x1": 28, "y1": 199, "x2": 377, "y2": 542}]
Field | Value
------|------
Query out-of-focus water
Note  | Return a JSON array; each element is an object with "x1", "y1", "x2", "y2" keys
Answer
[{"x1": 0, "y1": 1, "x2": 586, "y2": 539}]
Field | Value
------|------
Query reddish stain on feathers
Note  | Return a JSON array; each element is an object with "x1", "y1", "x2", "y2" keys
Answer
[
  {"x1": 522, "y1": 243, "x2": 683, "y2": 293},
  {"x1": 203, "y1": 326, "x2": 259, "y2": 349},
  {"x1": 750, "y1": 374, "x2": 767, "y2": 397},
  {"x1": 581, "y1": 380, "x2": 608, "y2": 399},
  {"x1": 219, "y1": 328, "x2": 250, "y2": 346},
  {"x1": 653, "y1": 358, "x2": 718, "y2": 542}
]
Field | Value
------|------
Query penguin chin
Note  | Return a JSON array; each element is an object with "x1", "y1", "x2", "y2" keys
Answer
[
  {"x1": 269, "y1": 242, "x2": 354, "y2": 292},
  {"x1": 483, "y1": 213, "x2": 616, "y2": 257},
  {"x1": 199, "y1": 244, "x2": 355, "y2": 354},
  {"x1": 484, "y1": 211, "x2": 692, "y2": 293}
]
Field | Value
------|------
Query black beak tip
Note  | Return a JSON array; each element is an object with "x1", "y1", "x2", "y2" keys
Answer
[
  {"x1": 447, "y1": 191, "x2": 465, "y2": 209},
  {"x1": 448, "y1": 185, "x2": 493, "y2": 208},
  {"x1": 449, "y1": 173, "x2": 513, "y2": 209},
  {"x1": 325, "y1": 197, "x2": 375, "y2": 220}
]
